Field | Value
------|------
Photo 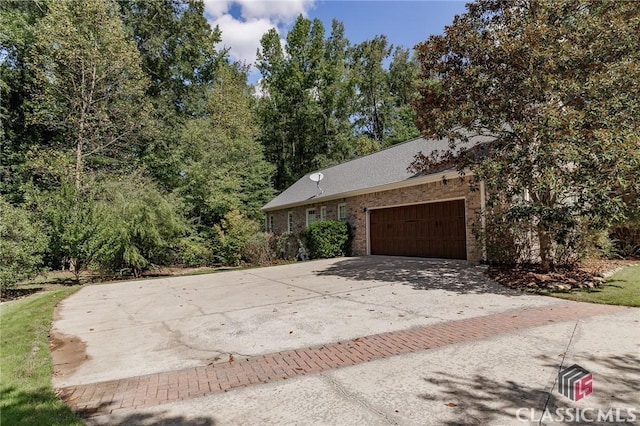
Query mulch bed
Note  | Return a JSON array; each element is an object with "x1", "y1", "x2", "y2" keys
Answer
[{"x1": 488, "y1": 258, "x2": 639, "y2": 292}]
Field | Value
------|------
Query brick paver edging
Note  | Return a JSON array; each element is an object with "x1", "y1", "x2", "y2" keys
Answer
[{"x1": 57, "y1": 301, "x2": 623, "y2": 417}]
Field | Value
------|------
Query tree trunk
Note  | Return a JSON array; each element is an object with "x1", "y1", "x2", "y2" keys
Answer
[
  {"x1": 75, "y1": 137, "x2": 83, "y2": 189},
  {"x1": 537, "y1": 224, "x2": 553, "y2": 272}
]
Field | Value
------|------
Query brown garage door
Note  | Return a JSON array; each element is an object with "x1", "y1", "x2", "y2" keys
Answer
[{"x1": 369, "y1": 200, "x2": 467, "y2": 259}]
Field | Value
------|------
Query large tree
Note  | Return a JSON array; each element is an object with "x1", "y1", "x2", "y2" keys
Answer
[
  {"x1": 28, "y1": 0, "x2": 151, "y2": 189},
  {"x1": 412, "y1": 0, "x2": 640, "y2": 269},
  {"x1": 177, "y1": 63, "x2": 274, "y2": 228},
  {"x1": 117, "y1": 0, "x2": 224, "y2": 189}
]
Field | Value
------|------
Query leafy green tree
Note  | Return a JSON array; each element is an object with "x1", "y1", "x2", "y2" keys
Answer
[
  {"x1": 386, "y1": 47, "x2": 420, "y2": 144},
  {"x1": 257, "y1": 16, "x2": 356, "y2": 190},
  {"x1": 94, "y1": 177, "x2": 188, "y2": 276},
  {"x1": 28, "y1": 181, "x2": 105, "y2": 278},
  {"x1": 28, "y1": 0, "x2": 151, "y2": 189},
  {"x1": 0, "y1": 0, "x2": 52, "y2": 201},
  {"x1": 177, "y1": 63, "x2": 274, "y2": 227},
  {"x1": 412, "y1": 0, "x2": 640, "y2": 269},
  {"x1": 349, "y1": 35, "x2": 393, "y2": 143},
  {"x1": 0, "y1": 197, "x2": 48, "y2": 289},
  {"x1": 117, "y1": 0, "x2": 225, "y2": 190}
]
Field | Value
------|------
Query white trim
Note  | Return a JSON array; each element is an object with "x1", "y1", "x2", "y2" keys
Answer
[
  {"x1": 320, "y1": 206, "x2": 327, "y2": 221},
  {"x1": 263, "y1": 169, "x2": 473, "y2": 212},
  {"x1": 287, "y1": 211, "x2": 294, "y2": 233},
  {"x1": 365, "y1": 197, "x2": 468, "y2": 259},
  {"x1": 337, "y1": 203, "x2": 347, "y2": 221},
  {"x1": 306, "y1": 208, "x2": 316, "y2": 227}
]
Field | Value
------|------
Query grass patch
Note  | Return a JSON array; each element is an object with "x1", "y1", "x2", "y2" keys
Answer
[
  {"x1": 1, "y1": 287, "x2": 84, "y2": 425},
  {"x1": 548, "y1": 265, "x2": 640, "y2": 307}
]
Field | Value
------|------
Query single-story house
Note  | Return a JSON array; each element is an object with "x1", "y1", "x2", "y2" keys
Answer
[{"x1": 262, "y1": 135, "x2": 494, "y2": 261}]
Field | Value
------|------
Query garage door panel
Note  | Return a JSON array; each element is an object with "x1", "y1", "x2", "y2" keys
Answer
[{"x1": 370, "y1": 200, "x2": 466, "y2": 259}]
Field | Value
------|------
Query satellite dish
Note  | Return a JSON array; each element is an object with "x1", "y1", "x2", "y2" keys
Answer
[
  {"x1": 309, "y1": 172, "x2": 324, "y2": 182},
  {"x1": 309, "y1": 172, "x2": 324, "y2": 196}
]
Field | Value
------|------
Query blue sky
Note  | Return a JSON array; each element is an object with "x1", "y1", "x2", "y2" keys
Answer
[{"x1": 203, "y1": 1, "x2": 468, "y2": 82}]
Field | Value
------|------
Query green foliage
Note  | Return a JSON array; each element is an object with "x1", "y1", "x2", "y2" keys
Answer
[
  {"x1": 28, "y1": 177, "x2": 188, "y2": 277},
  {"x1": 413, "y1": 0, "x2": 640, "y2": 270},
  {"x1": 306, "y1": 220, "x2": 350, "y2": 259},
  {"x1": 175, "y1": 235, "x2": 213, "y2": 267},
  {"x1": 213, "y1": 210, "x2": 260, "y2": 266},
  {"x1": 92, "y1": 178, "x2": 188, "y2": 276},
  {"x1": 274, "y1": 232, "x2": 300, "y2": 260},
  {"x1": 0, "y1": 287, "x2": 84, "y2": 425},
  {"x1": 0, "y1": 198, "x2": 48, "y2": 289},
  {"x1": 176, "y1": 63, "x2": 274, "y2": 227},
  {"x1": 28, "y1": 182, "x2": 105, "y2": 278},
  {"x1": 256, "y1": 16, "x2": 421, "y2": 190},
  {"x1": 609, "y1": 223, "x2": 640, "y2": 258},
  {"x1": 28, "y1": 0, "x2": 152, "y2": 189}
]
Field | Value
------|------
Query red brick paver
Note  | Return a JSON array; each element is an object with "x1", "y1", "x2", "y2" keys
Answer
[{"x1": 57, "y1": 301, "x2": 623, "y2": 417}]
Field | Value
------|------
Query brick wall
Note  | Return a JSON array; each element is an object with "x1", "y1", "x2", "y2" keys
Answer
[{"x1": 266, "y1": 176, "x2": 483, "y2": 261}]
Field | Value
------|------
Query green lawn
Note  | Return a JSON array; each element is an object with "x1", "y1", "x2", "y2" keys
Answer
[
  {"x1": 0, "y1": 287, "x2": 84, "y2": 425},
  {"x1": 549, "y1": 265, "x2": 640, "y2": 307}
]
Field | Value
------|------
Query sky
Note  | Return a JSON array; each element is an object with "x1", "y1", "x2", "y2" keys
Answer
[{"x1": 202, "y1": 0, "x2": 469, "y2": 82}]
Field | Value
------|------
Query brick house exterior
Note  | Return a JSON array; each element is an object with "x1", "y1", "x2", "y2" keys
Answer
[{"x1": 263, "y1": 136, "x2": 492, "y2": 262}]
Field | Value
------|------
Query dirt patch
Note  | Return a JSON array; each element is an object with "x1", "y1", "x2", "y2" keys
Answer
[
  {"x1": 0, "y1": 287, "x2": 44, "y2": 303},
  {"x1": 49, "y1": 330, "x2": 90, "y2": 379},
  {"x1": 489, "y1": 258, "x2": 639, "y2": 292},
  {"x1": 50, "y1": 302, "x2": 91, "y2": 379}
]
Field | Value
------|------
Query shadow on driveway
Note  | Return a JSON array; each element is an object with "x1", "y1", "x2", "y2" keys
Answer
[
  {"x1": 418, "y1": 352, "x2": 639, "y2": 426},
  {"x1": 314, "y1": 256, "x2": 523, "y2": 296}
]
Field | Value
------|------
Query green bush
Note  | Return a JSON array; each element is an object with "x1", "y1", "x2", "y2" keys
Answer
[
  {"x1": 274, "y1": 232, "x2": 300, "y2": 260},
  {"x1": 0, "y1": 198, "x2": 48, "y2": 290},
  {"x1": 306, "y1": 220, "x2": 350, "y2": 259},
  {"x1": 213, "y1": 210, "x2": 260, "y2": 265},
  {"x1": 175, "y1": 235, "x2": 213, "y2": 267},
  {"x1": 610, "y1": 222, "x2": 640, "y2": 258}
]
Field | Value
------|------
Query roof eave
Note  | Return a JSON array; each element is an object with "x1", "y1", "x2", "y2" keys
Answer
[{"x1": 262, "y1": 168, "x2": 473, "y2": 212}]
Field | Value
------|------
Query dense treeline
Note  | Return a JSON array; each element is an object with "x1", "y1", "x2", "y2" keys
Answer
[{"x1": 0, "y1": 0, "x2": 420, "y2": 285}]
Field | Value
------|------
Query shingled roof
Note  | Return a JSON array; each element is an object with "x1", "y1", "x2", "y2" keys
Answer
[{"x1": 262, "y1": 134, "x2": 494, "y2": 211}]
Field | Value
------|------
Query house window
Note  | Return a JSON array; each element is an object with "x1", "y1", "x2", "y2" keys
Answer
[
  {"x1": 287, "y1": 211, "x2": 294, "y2": 233},
  {"x1": 268, "y1": 214, "x2": 274, "y2": 232},
  {"x1": 320, "y1": 206, "x2": 327, "y2": 221},
  {"x1": 337, "y1": 204, "x2": 347, "y2": 221},
  {"x1": 306, "y1": 208, "x2": 316, "y2": 226}
]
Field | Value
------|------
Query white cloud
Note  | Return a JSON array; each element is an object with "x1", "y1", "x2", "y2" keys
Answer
[
  {"x1": 203, "y1": 0, "x2": 315, "y2": 68},
  {"x1": 238, "y1": 0, "x2": 311, "y2": 20},
  {"x1": 211, "y1": 14, "x2": 276, "y2": 65}
]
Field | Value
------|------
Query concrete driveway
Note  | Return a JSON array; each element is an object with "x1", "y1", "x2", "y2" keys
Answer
[{"x1": 51, "y1": 256, "x2": 640, "y2": 425}]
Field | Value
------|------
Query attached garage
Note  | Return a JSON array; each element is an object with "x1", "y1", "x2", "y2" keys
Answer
[{"x1": 369, "y1": 199, "x2": 467, "y2": 259}]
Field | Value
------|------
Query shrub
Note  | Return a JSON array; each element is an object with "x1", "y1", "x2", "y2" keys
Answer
[
  {"x1": 212, "y1": 210, "x2": 260, "y2": 265},
  {"x1": 473, "y1": 208, "x2": 536, "y2": 265},
  {"x1": 306, "y1": 220, "x2": 350, "y2": 259},
  {"x1": 0, "y1": 198, "x2": 48, "y2": 290},
  {"x1": 175, "y1": 235, "x2": 213, "y2": 267},
  {"x1": 242, "y1": 232, "x2": 273, "y2": 265},
  {"x1": 610, "y1": 222, "x2": 640, "y2": 258},
  {"x1": 274, "y1": 232, "x2": 299, "y2": 260}
]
